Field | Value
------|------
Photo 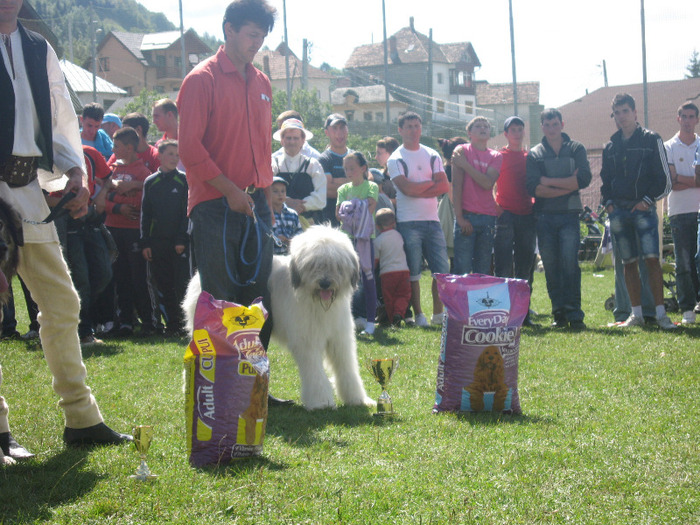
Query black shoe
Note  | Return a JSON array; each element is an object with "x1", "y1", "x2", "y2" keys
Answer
[
  {"x1": 267, "y1": 394, "x2": 295, "y2": 407},
  {"x1": 392, "y1": 314, "x2": 403, "y2": 328},
  {"x1": 63, "y1": 422, "x2": 133, "y2": 448},
  {"x1": 0, "y1": 432, "x2": 35, "y2": 459},
  {"x1": 569, "y1": 320, "x2": 586, "y2": 331},
  {"x1": 0, "y1": 330, "x2": 21, "y2": 340},
  {"x1": 550, "y1": 317, "x2": 567, "y2": 328},
  {"x1": 522, "y1": 317, "x2": 541, "y2": 328}
]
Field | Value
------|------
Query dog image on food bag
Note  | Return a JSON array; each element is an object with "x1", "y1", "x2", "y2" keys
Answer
[{"x1": 463, "y1": 345, "x2": 509, "y2": 412}]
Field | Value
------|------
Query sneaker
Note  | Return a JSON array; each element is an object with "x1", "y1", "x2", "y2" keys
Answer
[
  {"x1": 80, "y1": 334, "x2": 104, "y2": 347},
  {"x1": 431, "y1": 312, "x2": 444, "y2": 325},
  {"x1": 1, "y1": 330, "x2": 21, "y2": 340},
  {"x1": 681, "y1": 311, "x2": 696, "y2": 325},
  {"x1": 116, "y1": 324, "x2": 133, "y2": 338},
  {"x1": 656, "y1": 315, "x2": 678, "y2": 330},
  {"x1": 414, "y1": 313, "x2": 429, "y2": 327},
  {"x1": 20, "y1": 329, "x2": 39, "y2": 340},
  {"x1": 618, "y1": 315, "x2": 644, "y2": 327},
  {"x1": 404, "y1": 316, "x2": 415, "y2": 326},
  {"x1": 354, "y1": 317, "x2": 367, "y2": 330}
]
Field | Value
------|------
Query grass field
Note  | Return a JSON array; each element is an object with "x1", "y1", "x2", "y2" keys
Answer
[{"x1": 0, "y1": 265, "x2": 698, "y2": 524}]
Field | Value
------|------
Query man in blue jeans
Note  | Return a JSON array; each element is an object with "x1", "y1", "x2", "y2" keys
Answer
[
  {"x1": 387, "y1": 112, "x2": 450, "y2": 327},
  {"x1": 526, "y1": 108, "x2": 591, "y2": 330},
  {"x1": 601, "y1": 93, "x2": 675, "y2": 330},
  {"x1": 664, "y1": 102, "x2": 700, "y2": 324}
]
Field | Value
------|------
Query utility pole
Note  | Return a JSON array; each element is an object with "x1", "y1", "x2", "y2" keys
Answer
[
  {"x1": 283, "y1": 0, "x2": 291, "y2": 109},
  {"x1": 382, "y1": 0, "x2": 391, "y2": 135},
  {"x1": 602, "y1": 59, "x2": 608, "y2": 86},
  {"x1": 179, "y1": 0, "x2": 186, "y2": 80},
  {"x1": 508, "y1": 0, "x2": 518, "y2": 116},
  {"x1": 91, "y1": 2, "x2": 97, "y2": 102},
  {"x1": 640, "y1": 0, "x2": 649, "y2": 127}
]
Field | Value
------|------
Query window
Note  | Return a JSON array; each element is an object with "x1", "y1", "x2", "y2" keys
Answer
[
  {"x1": 437, "y1": 101, "x2": 445, "y2": 113},
  {"x1": 345, "y1": 110, "x2": 355, "y2": 122},
  {"x1": 156, "y1": 55, "x2": 166, "y2": 68},
  {"x1": 98, "y1": 57, "x2": 110, "y2": 72},
  {"x1": 364, "y1": 111, "x2": 373, "y2": 121},
  {"x1": 375, "y1": 112, "x2": 384, "y2": 122},
  {"x1": 437, "y1": 72, "x2": 443, "y2": 84},
  {"x1": 464, "y1": 101, "x2": 474, "y2": 114}
]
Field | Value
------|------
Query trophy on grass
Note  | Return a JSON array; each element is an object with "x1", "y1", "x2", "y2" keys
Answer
[
  {"x1": 130, "y1": 425, "x2": 157, "y2": 481},
  {"x1": 366, "y1": 356, "x2": 399, "y2": 417}
]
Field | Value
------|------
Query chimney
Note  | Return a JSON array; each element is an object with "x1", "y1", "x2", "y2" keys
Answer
[
  {"x1": 410, "y1": 17, "x2": 415, "y2": 32},
  {"x1": 389, "y1": 36, "x2": 401, "y2": 64}
]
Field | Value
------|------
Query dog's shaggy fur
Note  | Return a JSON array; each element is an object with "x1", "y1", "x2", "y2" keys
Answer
[
  {"x1": 184, "y1": 225, "x2": 374, "y2": 410},
  {"x1": 0, "y1": 198, "x2": 24, "y2": 466}
]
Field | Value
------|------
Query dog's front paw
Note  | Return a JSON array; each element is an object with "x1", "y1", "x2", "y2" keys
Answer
[
  {"x1": 0, "y1": 454, "x2": 15, "y2": 466},
  {"x1": 303, "y1": 396, "x2": 337, "y2": 411},
  {"x1": 342, "y1": 395, "x2": 376, "y2": 407}
]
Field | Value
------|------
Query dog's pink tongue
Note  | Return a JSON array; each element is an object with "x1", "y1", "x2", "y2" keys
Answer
[
  {"x1": 0, "y1": 269, "x2": 7, "y2": 295},
  {"x1": 319, "y1": 289, "x2": 333, "y2": 310}
]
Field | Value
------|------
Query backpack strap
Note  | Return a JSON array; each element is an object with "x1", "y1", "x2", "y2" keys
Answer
[{"x1": 397, "y1": 158, "x2": 409, "y2": 178}]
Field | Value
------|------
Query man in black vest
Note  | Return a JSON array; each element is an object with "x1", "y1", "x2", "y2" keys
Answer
[{"x1": 0, "y1": 0, "x2": 131, "y2": 463}]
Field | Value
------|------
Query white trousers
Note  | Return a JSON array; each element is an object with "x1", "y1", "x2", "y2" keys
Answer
[{"x1": 0, "y1": 241, "x2": 103, "y2": 432}]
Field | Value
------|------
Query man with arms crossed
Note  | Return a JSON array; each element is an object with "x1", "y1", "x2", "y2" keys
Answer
[
  {"x1": 387, "y1": 112, "x2": 450, "y2": 327},
  {"x1": 601, "y1": 93, "x2": 675, "y2": 330},
  {"x1": 526, "y1": 108, "x2": 591, "y2": 330}
]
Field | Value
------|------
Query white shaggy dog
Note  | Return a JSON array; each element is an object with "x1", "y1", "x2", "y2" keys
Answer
[{"x1": 183, "y1": 225, "x2": 374, "y2": 410}]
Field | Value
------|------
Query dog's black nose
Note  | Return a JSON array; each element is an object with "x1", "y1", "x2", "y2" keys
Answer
[{"x1": 319, "y1": 278, "x2": 331, "y2": 289}]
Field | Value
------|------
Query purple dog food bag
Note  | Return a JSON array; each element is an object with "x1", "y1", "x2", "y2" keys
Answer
[
  {"x1": 184, "y1": 291, "x2": 269, "y2": 466},
  {"x1": 434, "y1": 273, "x2": 530, "y2": 415}
]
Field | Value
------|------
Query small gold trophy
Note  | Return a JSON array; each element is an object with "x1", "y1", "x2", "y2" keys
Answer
[
  {"x1": 130, "y1": 425, "x2": 157, "y2": 481},
  {"x1": 367, "y1": 356, "x2": 399, "y2": 417}
]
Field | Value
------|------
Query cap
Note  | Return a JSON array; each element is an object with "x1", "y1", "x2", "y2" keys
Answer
[
  {"x1": 271, "y1": 176, "x2": 289, "y2": 186},
  {"x1": 369, "y1": 168, "x2": 386, "y2": 182},
  {"x1": 503, "y1": 116, "x2": 525, "y2": 132},
  {"x1": 324, "y1": 113, "x2": 348, "y2": 129},
  {"x1": 102, "y1": 113, "x2": 122, "y2": 127},
  {"x1": 272, "y1": 118, "x2": 313, "y2": 142}
]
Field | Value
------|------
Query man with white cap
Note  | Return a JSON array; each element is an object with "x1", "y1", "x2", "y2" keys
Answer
[{"x1": 271, "y1": 118, "x2": 326, "y2": 224}]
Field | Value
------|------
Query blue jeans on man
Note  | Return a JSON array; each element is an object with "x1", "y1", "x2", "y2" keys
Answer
[
  {"x1": 670, "y1": 212, "x2": 700, "y2": 313},
  {"x1": 453, "y1": 212, "x2": 495, "y2": 275},
  {"x1": 493, "y1": 211, "x2": 536, "y2": 280},
  {"x1": 536, "y1": 212, "x2": 584, "y2": 323}
]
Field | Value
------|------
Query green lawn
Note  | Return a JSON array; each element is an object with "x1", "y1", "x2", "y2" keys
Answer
[{"x1": 0, "y1": 266, "x2": 698, "y2": 524}]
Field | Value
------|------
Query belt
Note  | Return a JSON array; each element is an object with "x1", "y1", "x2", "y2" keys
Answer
[
  {"x1": 245, "y1": 184, "x2": 259, "y2": 194},
  {"x1": 0, "y1": 156, "x2": 39, "y2": 187}
]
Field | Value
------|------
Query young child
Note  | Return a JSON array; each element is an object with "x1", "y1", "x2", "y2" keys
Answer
[
  {"x1": 336, "y1": 152, "x2": 379, "y2": 335},
  {"x1": 374, "y1": 208, "x2": 411, "y2": 327},
  {"x1": 270, "y1": 176, "x2": 303, "y2": 255},
  {"x1": 140, "y1": 140, "x2": 190, "y2": 336},
  {"x1": 97, "y1": 127, "x2": 156, "y2": 337}
]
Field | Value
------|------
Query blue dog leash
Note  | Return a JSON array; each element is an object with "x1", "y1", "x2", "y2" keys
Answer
[{"x1": 222, "y1": 198, "x2": 283, "y2": 286}]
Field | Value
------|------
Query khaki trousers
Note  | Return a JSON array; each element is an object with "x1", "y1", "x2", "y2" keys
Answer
[{"x1": 0, "y1": 241, "x2": 103, "y2": 432}]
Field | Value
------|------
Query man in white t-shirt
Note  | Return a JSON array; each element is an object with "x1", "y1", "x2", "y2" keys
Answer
[
  {"x1": 387, "y1": 112, "x2": 450, "y2": 327},
  {"x1": 665, "y1": 101, "x2": 700, "y2": 324}
]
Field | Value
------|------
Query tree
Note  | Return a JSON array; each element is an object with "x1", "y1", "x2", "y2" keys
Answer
[
  {"x1": 686, "y1": 49, "x2": 700, "y2": 79},
  {"x1": 121, "y1": 88, "x2": 162, "y2": 142}
]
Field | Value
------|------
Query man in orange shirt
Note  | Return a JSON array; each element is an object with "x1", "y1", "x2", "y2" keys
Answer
[{"x1": 178, "y1": 0, "x2": 291, "y2": 405}]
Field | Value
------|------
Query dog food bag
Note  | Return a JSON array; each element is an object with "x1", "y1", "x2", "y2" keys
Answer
[
  {"x1": 184, "y1": 291, "x2": 269, "y2": 466},
  {"x1": 433, "y1": 273, "x2": 530, "y2": 415}
]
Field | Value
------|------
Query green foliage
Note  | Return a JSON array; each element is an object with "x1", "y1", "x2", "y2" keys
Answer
[
  {"x1": 685, "y1": 49, "x2": 700, "y2": 78},
  {"x1": 1, "y1": 269, "x2": 698, "y2": 523},
  {"x1": 120, "y1": 88, "x2": 161, "y2": 142},
  {"x1": 271, "y1": 87, "x2": 332, "y2": 129}
]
